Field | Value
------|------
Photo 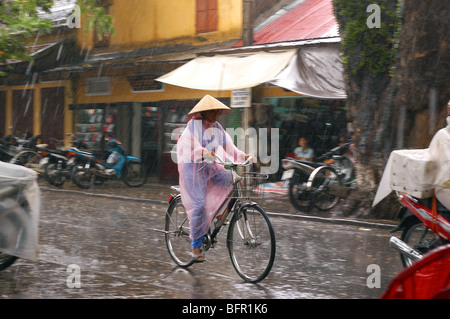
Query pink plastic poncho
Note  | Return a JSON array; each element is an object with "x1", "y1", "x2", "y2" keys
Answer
[{"x1": 176, "y1": 119, "x2": 246, "y2": 241}]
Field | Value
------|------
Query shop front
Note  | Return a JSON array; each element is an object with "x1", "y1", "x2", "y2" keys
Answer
[{"x1": 70, "y1": 98, "x2": 237, "y2": 181}]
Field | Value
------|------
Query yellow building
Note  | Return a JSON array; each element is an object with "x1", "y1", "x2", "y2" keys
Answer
[{"x1": 1, "y1": 0, "x2": 250, "y2": 177}]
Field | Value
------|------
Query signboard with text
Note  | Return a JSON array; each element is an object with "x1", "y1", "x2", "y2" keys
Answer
[{"x1": 231, "y1": 88, "x2": 251, "y2": 108}]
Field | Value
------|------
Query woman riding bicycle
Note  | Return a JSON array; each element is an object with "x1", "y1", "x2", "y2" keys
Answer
[{"x1": 176, "y1": 95, "x2": 250, "y2": 262}]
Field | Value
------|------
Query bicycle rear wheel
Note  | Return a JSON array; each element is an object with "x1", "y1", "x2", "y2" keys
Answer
[
  {"x1": 227, "y1": 203, "x2": 275, "y2": 283},
  {"x1": 165, "y1": 196, "x2": 194, "y2": 268}
]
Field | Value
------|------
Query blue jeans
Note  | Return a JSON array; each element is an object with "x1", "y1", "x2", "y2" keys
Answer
[{"x1": 191, "y1": 235, "x2": 204, "y2": 249}]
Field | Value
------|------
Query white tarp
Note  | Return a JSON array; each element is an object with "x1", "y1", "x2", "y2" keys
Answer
[
  {"x1": 0, "y1": 162, "x2": 40, "y2": 260},
  {"x1": 269, "y1": 45, "x2": 347, "y2": 99},
  {"x1": 156, "y1": 49, "x2": 297, "y2": 91},
  {"x1": 373, "y1": 117, "x2": 450, "y2": 210}
]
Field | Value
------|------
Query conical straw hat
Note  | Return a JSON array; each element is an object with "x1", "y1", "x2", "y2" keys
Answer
[{"x1": 188, "y1": 95, "x2": 231, "y2": 118}]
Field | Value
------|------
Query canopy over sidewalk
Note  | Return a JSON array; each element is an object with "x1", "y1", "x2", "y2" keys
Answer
[{"x1": 157, "y1": 44, "x2": 347, "y2": 99}]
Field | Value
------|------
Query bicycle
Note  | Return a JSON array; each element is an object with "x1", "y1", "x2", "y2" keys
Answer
[{"x1": 164, "y1": 155, "x2": 276, "y2": 283}]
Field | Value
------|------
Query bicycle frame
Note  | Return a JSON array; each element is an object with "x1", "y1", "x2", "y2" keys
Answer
[
  {"x1": 167, "y1": 155, "x2": 259, "y2": 246},
  {"x1": 167, "y1": 178, "x2": 248, "y2": 251}
]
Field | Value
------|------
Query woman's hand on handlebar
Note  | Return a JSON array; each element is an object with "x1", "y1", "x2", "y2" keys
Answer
[{"x1": 202, "y1": 149, "x2": 216, "y2": 161}]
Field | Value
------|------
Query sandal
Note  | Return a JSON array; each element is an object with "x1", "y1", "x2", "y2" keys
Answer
[{"x1": 191, "y1": 248, "x2": 206, "y2": 263}]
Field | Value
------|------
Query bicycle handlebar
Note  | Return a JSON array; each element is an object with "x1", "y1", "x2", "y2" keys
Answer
[
  {"x1": 213, "y1": 154, "x2": 254, "y2": 167},
  {"x1": 197, "y1": 155, "x2": 254, "y2": 172}
]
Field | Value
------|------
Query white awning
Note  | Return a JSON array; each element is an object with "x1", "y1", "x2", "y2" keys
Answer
[
  {"x1": 156, "y1": 49, "x2": 297, "y2": 91},
  {"x1": 156, "y1": 45, "x2": 347, "y2": 99}
]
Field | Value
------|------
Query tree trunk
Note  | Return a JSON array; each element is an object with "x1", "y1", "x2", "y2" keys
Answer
[
  {"x1": 392, "y1": 1, "x2": 450, "y2": 149},
  {"x1": 333, "y1": 0, "x2": 450, "y2": 219},
  {"x1": 333, "y1": 0, "x2": 399, "y2": 218}
]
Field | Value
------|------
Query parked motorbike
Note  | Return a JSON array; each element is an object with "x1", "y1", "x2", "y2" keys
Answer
[
  {"x1": 388, "y1": 193, "x2": 450, "y2": 268},
  {"x1": 0, "y1": 135, "x2": 19, "y2": 162},
  {"x1": 1, "y1": 134, "x2": 42, "y2": 163},
  {"x1": 8, "y1": 135, "x2": 48, "y2": 175},
  {"x1": 71, "y1": 138, "x2": 147, "y2": 189},
  {"x1": 281, "y1": 141, "x2": 355, "y2": 212},
  {"x1": 44, "y1": 139, "x2": 89, "y2": 187}
]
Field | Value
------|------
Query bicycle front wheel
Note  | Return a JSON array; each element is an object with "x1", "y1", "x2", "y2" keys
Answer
[
  {"x1": 165, "y1": 196, "x2": 194, "y2": 268},
  {"x1": 227, "y1": 204, "x2": 275, "y2": 283}
]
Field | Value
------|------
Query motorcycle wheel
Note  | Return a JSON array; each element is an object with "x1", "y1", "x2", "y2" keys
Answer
[
  {"x1": 400, "y1": 218, "x2": 439, "y2": 267},
  {"x1": 309, "y1": 166, "x2": 342, "y2": 211},
  {"x1": 72, "y1": 164, "x2": 97, "y2": 189},
  {"x1": 46, "y1": 162, "x2": 66, "y2": 187},
  {"x1": 288, "y1": 171, "x2": 313, "y2": 212},
  {"x1": 123, "y1": 161, "x2": 147, "y2": 187}
]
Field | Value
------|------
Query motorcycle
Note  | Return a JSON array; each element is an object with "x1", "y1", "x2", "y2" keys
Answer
[
  {"x1": 1, "y1": 134, "x2": 42, "y2": 163},
  {"x1": 281, "y1": 140, "x2": 355, "y2": 212},
  {"x1": 71, "y1": 138, "x2": 147, "y2": 189},
  {"x1": 43, "y1": 138, "x2": 90, "y2": 187},
  {"x1": 8, "y1": 135, "x2": 49, "y2": 175},
  {"x1": 0, "y1": 135, "x2": 20, "y2": 162}
]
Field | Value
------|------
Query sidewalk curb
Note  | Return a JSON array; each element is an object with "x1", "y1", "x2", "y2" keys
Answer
[
  {"x1": 265, "y1": 211, "x2": 396, "y2": 230},
  {"x1": 40, "y1": 186, "x2": 168, "y2": 205},
  {"x1": 41, "y1": 186, "x2": 396, "y2": 230}
]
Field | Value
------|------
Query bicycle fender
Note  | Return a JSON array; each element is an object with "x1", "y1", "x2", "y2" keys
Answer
[
  {"x1": 235, "y1": 202, "x2": 260, "y2": 216},
  {"x1": 167, "y1": 194, "x2": 181, "y2": 210}
]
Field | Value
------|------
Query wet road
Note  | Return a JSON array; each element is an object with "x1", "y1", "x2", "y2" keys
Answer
[{"x1": 0, "y1": 183, "x2": 403, "y2": 299}]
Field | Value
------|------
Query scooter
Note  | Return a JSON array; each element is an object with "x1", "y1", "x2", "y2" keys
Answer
[
  {"x1": 44, "y1": 139, "x2": 89, "y2": 187},
  {"x1": 281, "y1": 141, "x2": 355, "y2": 212},
  {"x1": 1, "y1": 135, "x2": 42, "y2": 163},
  {"x1": 388, "y1": 192, "x2": 450, "y2": 267},
  {"x1": 71, "y1": 138, "x2": 147, "y2": 189}
]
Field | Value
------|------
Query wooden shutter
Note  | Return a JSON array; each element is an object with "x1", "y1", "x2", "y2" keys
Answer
[{"x1": 196, "y1": 0, "x2": 217, "y2": 33}]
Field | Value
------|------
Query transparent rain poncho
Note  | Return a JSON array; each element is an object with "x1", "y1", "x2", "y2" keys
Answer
[
  {"x1": 0, "y1": 162, "x2": 40, "y2": 260},
  {"x1": 176, "y1": 119, "x2": 246, "y2": 241}
]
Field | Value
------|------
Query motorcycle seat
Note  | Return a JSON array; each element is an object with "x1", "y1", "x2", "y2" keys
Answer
[{"x1": 72, "y1": 148, "x2": 94, "y2": 156}]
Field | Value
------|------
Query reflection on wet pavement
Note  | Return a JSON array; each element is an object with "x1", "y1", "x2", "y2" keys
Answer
[{"x1": 0, "y1": 183, "x2": 402, "y2": 299}]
